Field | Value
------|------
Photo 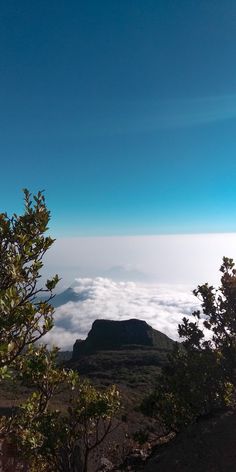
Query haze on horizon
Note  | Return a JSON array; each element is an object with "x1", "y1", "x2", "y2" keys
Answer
[{"x1": 44, "y1": 233, "x2": 236, "y2": 290}]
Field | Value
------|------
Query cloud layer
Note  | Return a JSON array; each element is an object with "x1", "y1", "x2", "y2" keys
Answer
[{"x1": 44, "y1": 278, "x2": 200, "y2": 350}]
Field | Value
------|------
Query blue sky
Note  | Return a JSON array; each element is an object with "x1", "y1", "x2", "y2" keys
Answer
[{"x1": 1, "y1": 0, "x2": 236, "y2": 236}]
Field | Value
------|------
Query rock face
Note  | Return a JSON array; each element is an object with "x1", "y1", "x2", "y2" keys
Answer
[{"x1": 72, "y1": 319, "x2": 175, "y2": 361}]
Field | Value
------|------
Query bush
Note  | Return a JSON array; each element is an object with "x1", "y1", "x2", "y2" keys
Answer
[
  {"x1": 0, "y1": 190, "x2": 120, "y2": 471},
  {"x1": 142, "y1": 258, "x2": 236, "y2": 432},
  {"x1": 142, "y1": 346, "x2": 233, "y2": 431}
]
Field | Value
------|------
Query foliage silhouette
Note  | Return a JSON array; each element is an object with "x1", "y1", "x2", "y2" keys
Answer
[
  {"x1": 0, "y1": 190, "x2": 120, "y2": 471},
  {"x1": 142, "y1": 257, "x2": 236, "y2": 431}
]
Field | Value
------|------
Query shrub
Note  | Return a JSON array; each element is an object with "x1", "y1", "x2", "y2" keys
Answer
[
  {"x1": 142, "y1": 258, "x2": 236, "y2": 432},
  {"x1": 0, "y1": 190, "x2": 120, "y2": 471}
]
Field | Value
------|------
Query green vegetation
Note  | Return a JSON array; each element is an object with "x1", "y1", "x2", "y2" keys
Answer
[
  {"x1": 142, "y1": 257, "x2": 236, "y2": 432},
  {"x1": 2, "y1": 189, "x2": 236, "y2": 469},
  {"x1": 0, "y1": 190, "x2": 120, "y2": 471}
]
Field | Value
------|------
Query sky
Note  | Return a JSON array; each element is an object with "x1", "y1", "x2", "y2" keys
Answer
[
  {"x1": 2, "y1": 2, "x2": 236, "y2": 346},
  {"x1": 1, "y1": 1, "x2": 236, "y2": 236}
]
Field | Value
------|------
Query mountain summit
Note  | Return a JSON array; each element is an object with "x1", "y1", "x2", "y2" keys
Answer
[{"x1": 72, "y1": 318, "x2": 176, "y2": 360}]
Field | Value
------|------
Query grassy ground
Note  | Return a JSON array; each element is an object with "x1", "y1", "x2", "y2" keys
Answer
[{"x1": 0, "y1": 351, "x2": 164, "y2": 471}]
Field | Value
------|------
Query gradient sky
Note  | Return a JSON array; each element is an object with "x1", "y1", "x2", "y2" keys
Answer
[{"x1": 1, "y1": 1, "x2": 236, "y2": 236}]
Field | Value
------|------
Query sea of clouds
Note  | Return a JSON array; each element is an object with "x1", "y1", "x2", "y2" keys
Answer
[{"x1": 43, "y1": 277, "x2": 201, "y2": 350}]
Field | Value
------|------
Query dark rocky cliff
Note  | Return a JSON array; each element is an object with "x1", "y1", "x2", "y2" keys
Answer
[{"x1": 72, "y1": 318, "x2": 176, "y2": 361}]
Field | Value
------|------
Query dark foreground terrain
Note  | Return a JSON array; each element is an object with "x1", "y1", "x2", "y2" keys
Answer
[
  {"x1": 1, "y1": 319, "x2": 236, "y2": 471},
  {"x1": 143, "y1": 406, "x2": 236, "y2": 472}
]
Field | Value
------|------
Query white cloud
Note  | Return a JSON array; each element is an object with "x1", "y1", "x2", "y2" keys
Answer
[{"x1": 43, "y1": 278, "x2": 200, "y2": 350}]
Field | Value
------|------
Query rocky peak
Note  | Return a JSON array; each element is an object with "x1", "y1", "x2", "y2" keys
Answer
[{"x1": 72, "y1": 318, "x2": 176, "y2": 360}]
